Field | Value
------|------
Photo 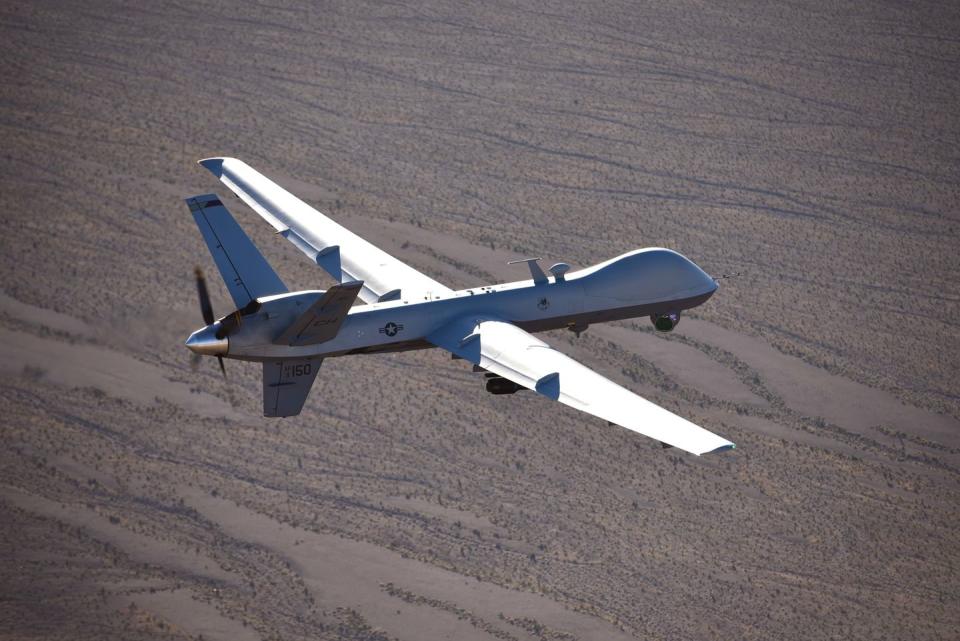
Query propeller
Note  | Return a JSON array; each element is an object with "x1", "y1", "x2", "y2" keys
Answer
[
  {"x1": 195, "y1": 266, "x2": 215, "y2": 326},
  {"x1": 193, "y1": 267, "x2": 227, "y2": 377}
]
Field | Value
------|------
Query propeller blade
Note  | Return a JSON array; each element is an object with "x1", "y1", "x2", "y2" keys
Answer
[
  {"x1": 195, "y1": 267, "x2": 215, "y2": 326},
  {"x1": 190, "y1": 268, "x2": 227, "y2": 378}
]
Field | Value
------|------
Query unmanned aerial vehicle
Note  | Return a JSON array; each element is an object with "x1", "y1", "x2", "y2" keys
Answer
[{"x1": 186, "y1": 158, "x2": 734, "y2": 455}]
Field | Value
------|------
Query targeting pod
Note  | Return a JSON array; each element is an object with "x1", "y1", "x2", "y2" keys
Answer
[{"x1": 650, "y1": 311, "x2": 680, "y2": 332}]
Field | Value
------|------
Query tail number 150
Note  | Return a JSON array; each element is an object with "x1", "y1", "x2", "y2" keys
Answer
[{"x1": 284, "y1": 363, "x2": 312, "y2": 378}]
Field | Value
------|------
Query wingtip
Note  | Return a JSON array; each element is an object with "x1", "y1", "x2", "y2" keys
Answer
[
  {"x1": 184, "y1": 193, "x2": 223, "y2": 212},
  {"x1": 185, "y1": 192, "x2": 221, "y2": 203},
  {"x1": 198, "y1": 157, "x2": 228, "y2": 177},
  {"x1": 706, "y1": 443, "x2": 736, "y2": 455}
]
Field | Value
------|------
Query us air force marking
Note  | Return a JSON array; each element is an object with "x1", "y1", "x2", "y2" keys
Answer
[{"x1": 379, "y1": 322, "x2": 404, "y2": 337}]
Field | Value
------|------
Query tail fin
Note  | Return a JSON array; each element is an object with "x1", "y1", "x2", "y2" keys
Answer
[
  {"x1": 187, "y1": 194, "x2": 287, "y2": 308},
  {"x1": 263, "y1": 358, "x2": 322, "y2": 417},
  {"x1": 273, "y1": 280, "x2": 363, "y2": 346}
]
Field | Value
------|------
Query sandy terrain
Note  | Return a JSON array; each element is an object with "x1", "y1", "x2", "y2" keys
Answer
[{"x1": 1, "y1": 1, "x2": 958, "y2": 640}]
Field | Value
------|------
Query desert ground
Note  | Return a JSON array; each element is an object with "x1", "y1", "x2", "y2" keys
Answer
[{"x1": 1, "y1": 1, "x2": 958, "y2": 640}]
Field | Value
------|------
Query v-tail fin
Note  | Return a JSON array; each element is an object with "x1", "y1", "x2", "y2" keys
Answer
[
  {"x1": 187, "y1": 194, "x2": 287, "y2": 308},
  {"x1": 263, "y1": 357, "x2": 322, "y2": 417},
  {"x1": 273, "y1": 280, "x2": 363, "y2": 346}
]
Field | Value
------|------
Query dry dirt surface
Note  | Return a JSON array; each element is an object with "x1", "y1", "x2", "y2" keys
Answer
[{"x1": 1, "y1": 1, "x2": 959, "y2": 640}]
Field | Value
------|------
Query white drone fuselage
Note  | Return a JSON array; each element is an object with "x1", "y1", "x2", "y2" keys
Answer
[
  {"x1": 188, "y1": 247, "x2": 717, "y2": 362},
  {"x1": 183, "y1": 157, "x2": 734, "y2": 454}
]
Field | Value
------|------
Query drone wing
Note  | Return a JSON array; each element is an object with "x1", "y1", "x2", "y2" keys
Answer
[
  {"x1": 199, "y1": 157, "x2": 452, "y2": 305},
  {"x1": 428, "y1": 316, "x2": 735, "y2": 456}
]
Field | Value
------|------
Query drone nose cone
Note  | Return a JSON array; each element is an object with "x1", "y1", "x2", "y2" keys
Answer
[
  {"x1": 185, "y1": 324, "x2": 228, "y2": 356},
  {"x1": 703, "y1": 271, "x2": 720, "y2": 295},
  {"x1": 683, "y1": 255, "x2": 719, "y2": 297}
]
